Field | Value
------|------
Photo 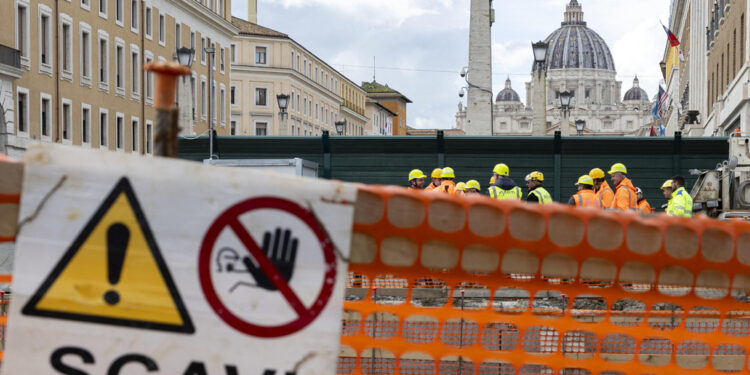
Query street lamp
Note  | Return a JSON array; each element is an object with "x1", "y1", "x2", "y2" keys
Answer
[
  {"x1": 175, "y1": 47, "x2": 195, "y2": 67},
  {"x1": 335, "y1": 119, "x2": 346, "y2": 136},
  {"x1": 575, "y1": 119, "x2": 586, "y2": 136},
  {"x1": 532, "y1": 41, "x2": 549, "y2": 77},
  {"x1": 277, "y1": 94, "x2": 290, "y2": 135},
  {"x1": 559, "y1": 90, "x2": 572, "y2": 136},
  {"x1": 204, "y1": 46, "x2": 216, "y2": 159},
  {"x1": 531, "y1": 41, "x2": 549, "y2": 136}
]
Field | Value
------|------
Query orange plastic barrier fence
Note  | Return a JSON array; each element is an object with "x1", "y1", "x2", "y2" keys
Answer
[{"x1": 340, "y1": 185, "x2": 750, "y2": 374}]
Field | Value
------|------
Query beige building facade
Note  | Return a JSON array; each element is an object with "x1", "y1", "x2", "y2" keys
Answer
[
  {"x1": 2, "y1": 0, "x2": 237, "y2": 158},
  {"x1": 365, "y1": 98, "x2": 395, "y2": 136},
  {"x1": 230, "y1": 17, "x2": 367, "y2": 137}
]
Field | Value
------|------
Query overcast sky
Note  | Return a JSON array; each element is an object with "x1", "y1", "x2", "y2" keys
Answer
[{"x1": 232, "y1": 0, "x2": 670, "y2": 129}]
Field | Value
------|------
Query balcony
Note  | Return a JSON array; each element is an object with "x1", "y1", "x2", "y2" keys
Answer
[{"x1": 0, "y1": 45, "x2": 21, "y2": 69}]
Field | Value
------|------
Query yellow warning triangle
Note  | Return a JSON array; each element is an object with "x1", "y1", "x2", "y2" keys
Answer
[{"x1": 23, "y1": 177, "x2": 194, "y2": 334}]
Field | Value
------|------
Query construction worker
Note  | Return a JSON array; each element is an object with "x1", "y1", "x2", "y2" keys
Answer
[
  {"x1": 424, "y1": 168, "x2": 443, "y2": 192},
  {"x1": 670, "y1": 175, "x2": 694, "y2": 218},
  {"x1": 439, "y1": 167, "x2": 458, "y2": 195},
  {"x1": 607, "y1": 163, "x2": 638, "y2": 211},
  {"x1": 636, "y1": 187, "x2": 652, "y2": 214},
  {"x1": 456, "y1": 182, "x2": 467, "y2": 195},
  {"x1": 465, "y1": 180, "x2": 481, "y2": 195},
  {"x1": 568, "y1": 175, "x2": 601, "y2": 208},
  {"x1": 525, "y1": 171, "x2": 552, "y2": 204},
  {"x1": 589, "y1": 168, "x2": 615, "y2": 208},
  {"x1": 661, "y1": 179, "x2": 675, "y2": 215},
  {"x1": 408, "y1": 169, "x2": 427, "y2": 190},
  {"x1": 489, "y1": 176, "x2": 496, "y2": 186},
  {"x1": 488, "y1": 163, "x2": 523, "y2": 200}
]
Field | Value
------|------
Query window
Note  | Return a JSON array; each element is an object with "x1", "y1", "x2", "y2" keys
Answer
[
  {"x1": 145, "y1": 7, "x2": 152, "y2": 38},
  {"x1": 61, "y1": 99, "x2": 72, "y2": 141},
  {"x1": 626, "y1": 121, "x2": 634, "y2": 129},
  {"x1": 315, "y1": 103, "x2": 318, "y2": 120},
  {"x1": 145, "y1": 121, "x2": 153, "y2": 154},
  {"x1": 16, "y1": 2, "x2": 29, "y2": 64},
  {"x1": 131, "y1": 47, "x2": 140, "y2": 97},
  {"x1": 200, "y1": 78, "x2": 206, "y2": 118},
  {"x1": 217, "y1": 0, "x2": 224, "y2": 16},
  {"x1": 255, "y1": 46, "x2": 267, "y2": 64},
  {"x1": 220, "y1": 48, "x2": 225, "y2": 72},
  {"x1": 61, "y1": 17, "x2": 73, "y2": 77},
  {"x1": 130, "y1": 0, "x2": 138, "y2": 31},
  {"x1": 230, "y1": 86, "x2": 236, "y2": 105},
  {"x1": 175, "y1": 23, "x2": 181, "y2": 47},
  {"x1": 145, "y1": 53, "x2": 153, "y2": 101},
  {"x1": 40, "y1": 95, "x2": 51, "y2": 138},
  {"x1": 255, "y1": 88, "x2": 267, "y2": 106},
  {"x1": 98, "y1": 32, "x2": 109, "y2": 88},
  {"x1": 315, "y1": 67, "x2": 318, "y2": 83},
  {"x1": 191, "y1": 32, "x2": 196, "y2": 53},
  {"x1": 116, "y1": 114, "x2": 124, "y2": 149},
  {"x1": 603, "y1": 120, "x2": 613, "y2": 129},
  {"x1": 520, "y1": 122, "x2": 530, "y2": 129},
  {"x1": 81, "y1": 104, "x2": 91, "y2": 144},
  {"x1": 201, "y1": 37, "x2": 206, "y2": 63},
  {"x1": 220, "y1": 87, "x2": 226, "y2": 124},
  {"x1": 17, "y1": 88, "x2": 28, "y2": 133},
  {"x1": 230, "y1": 120, "x2": 236, "y2": 135},
  {"x1": 131, "y1": 118, "x2": 139, "y2": 152},
  {"x1": 303, "y1": 59, "x2": 307, "y2": 75},
  {"x1": 158, "y1": 14, "x2": 165, "y2": 45},
  {"x1": 39, "y1": 9, "x2": 51, "y2": 68},
  {"x1": 115, "y1": 0, "x2": 123, "y2": 25},
  {"x1": 231, "y1": 44, "x2": 236, "y2": 63},
  {"x1": 115, "y1": 42, "x2": 124, "y2": 92},
  {"x1": 296, "y1": 55, "x2": 300, "y2": 71},
  {"x1": 80, "y1": 24, "x2": 92, "y2": 83},
  {"x1": 290, "y1": 90, "x2": 295, "y2": 110},
  {"x1": 99, "y1": 0, "x2": 107, "y2": 17},
  {"x1": 296, "y1": 94, "x2": 300, "y2": 113},
  {"x1": 81, "y1": 0, "x2": 90, "y2": 10},
  {"x1": 99, "y1": 109, "x2": 108, "y2": 147},
  {"x1": 256, "y1": 122, "x2": 267, "y2": 136}
]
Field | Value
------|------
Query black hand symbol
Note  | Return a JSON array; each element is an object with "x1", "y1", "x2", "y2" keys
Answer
[{"x1": 243, "y1": 228, "x2": 299, "y2": 291}]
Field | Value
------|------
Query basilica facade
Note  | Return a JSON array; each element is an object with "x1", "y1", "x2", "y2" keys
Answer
[{"x1": 456, "y1": 0, "x2": 655, "y2": 136}]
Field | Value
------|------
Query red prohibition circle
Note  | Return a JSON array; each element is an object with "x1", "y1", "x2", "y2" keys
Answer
[{"x1": 199, "y1": 197, "x2": 337, "y2": 338}]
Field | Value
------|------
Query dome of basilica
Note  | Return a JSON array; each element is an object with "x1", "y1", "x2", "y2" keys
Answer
[
  {"x1": 496, "y1": 78, "x2": 521, "y2": 102},
  {"x1": 623, "y1": 76, "x2": 649, "y2": 101}
]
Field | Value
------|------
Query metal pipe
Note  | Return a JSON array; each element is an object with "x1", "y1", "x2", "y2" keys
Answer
[{"x1": 208, "y1": 49, "x2": 215, "y2": 159}]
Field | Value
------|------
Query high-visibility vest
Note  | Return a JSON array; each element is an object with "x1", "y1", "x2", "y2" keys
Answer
[
  {"x1": 528, "y1": 187, "x2": 553, "y2": 204},
  {"x1": 670, "y1": 187, "x2": 693, "y2": 218},
  {"x1": 597, "y1": 184, "x2": 615, "y2": 208},
  {"x1": 489, "y1": 186, "x2": 523, "y2": 200},
  {"x1": 637, "y1": 200, "x2": 652, "y2": 214},
  {"x1": 572, "y1": 190, "x2": 601, "y2": 208}
]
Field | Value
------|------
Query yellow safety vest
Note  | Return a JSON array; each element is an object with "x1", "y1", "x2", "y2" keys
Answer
[
  {"x1": 528, "y1": 187, "x2": 553, "y2": 204},
  {"x1": 489, "y1": 186, "x2": 523, "y2": 200},
  {"x1": 670, "y1": 187, "x2": 693, "y2": 218}
]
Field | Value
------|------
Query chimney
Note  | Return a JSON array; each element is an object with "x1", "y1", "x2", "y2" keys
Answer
[{"x1": 249, "y1": 0, "x2": 257, "y2": 23}]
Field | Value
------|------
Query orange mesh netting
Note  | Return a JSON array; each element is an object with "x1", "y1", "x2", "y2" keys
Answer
[{"x1": 340, "y1": 185, "x2": 750, "y2": 374}]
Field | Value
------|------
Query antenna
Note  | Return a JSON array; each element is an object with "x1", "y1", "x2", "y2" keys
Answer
[{"x1": 373, "y1": 56, "x2": 376, "y2": 82}]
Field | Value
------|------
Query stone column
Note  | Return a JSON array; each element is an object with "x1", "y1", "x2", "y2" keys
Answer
[
  {"x1": 532, "y1": 70, "x2": 547, "y2": 135},
  {"x1": 466, "y1": 0, "x2": 493, "y2": 136},
  {"x1": 560, "y1": 109, "x2": 570, "y2": 136},
  {"x1": 689, "y1": 0, "x2": 707, "y2": 120}
]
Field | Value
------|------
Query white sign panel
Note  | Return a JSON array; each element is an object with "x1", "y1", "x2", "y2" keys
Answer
[{"x1": 4, "y1": 144, "x2": 357, "y2": 374}]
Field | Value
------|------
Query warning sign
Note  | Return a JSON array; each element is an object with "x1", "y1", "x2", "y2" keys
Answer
[
  {"x1": 198, "y1": 197, "x2": 336, "y2": 338},
  {"x1": 22, "y1": 177, "x2": 194, "y2": 333},
  {"x1": 4, "y1": 144, "x2": 356, "y2": 374}
]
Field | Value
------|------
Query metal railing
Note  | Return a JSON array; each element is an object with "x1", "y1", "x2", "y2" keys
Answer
[{"x1": 0, "y1": 45, "x2": 21, "y2": 69}]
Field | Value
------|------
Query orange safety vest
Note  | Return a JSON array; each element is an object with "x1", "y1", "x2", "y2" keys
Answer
[
  {"x1": 572, "y1": 190, "x2": 602, "y2": 208},
  {"x1": 440, "y1": 180, "x2": 458, "y2": 195},
  {"x1": 610, "y1": 178, "x2": 639, "y2": 210},
  {"x1": 597, "y1": 181, "x2": 615, "y2": 208},
  {"x1": 638, "y1": 199, "x2": 652, "y2": 214},
  {"x1": 424, "y1": 183, "x2": 440, "y2": 192}
]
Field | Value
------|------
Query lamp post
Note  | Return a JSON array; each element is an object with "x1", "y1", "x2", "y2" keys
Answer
[
  {"x1": 277, "y1": 94, "x2": 290, "y2": 135},
  {"x1": 175, "y1": 47, "x2": 195, "y2": 67},
  {"x1": 531, "y1": 41, "x2": 549, "y2": 136},
  {"x1": 204, "y1": 46, "x2": 216, "y2": 159},
  {"x1": 575, "y1": 119, "x2": 585, "y2": 136},
  {"x1": 559, "y1": 90, "x2": 572, "y2": 136},
  {"x1": 460, "y1": 67, "x2": 494, "y2": 134},
  {"x1": 175, "y1": 47, "x2": 194, "y2": 137},
  {"x1": 335, "y1": 119, "x2": 346, "y2": 136}
]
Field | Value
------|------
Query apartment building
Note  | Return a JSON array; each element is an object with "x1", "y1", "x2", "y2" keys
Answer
[
  {"x1": 2, "y1": 0, "x2": 237, "y2": 158},
  {"x1": 365, "y1": 98, "x2": 395, "y2": 136},
  {"x1": 230, "y1": 16, "x2": 368, "y2": 136},
  {"x1": 361, "y1": 80, "x2": 411, "y2": 136}
]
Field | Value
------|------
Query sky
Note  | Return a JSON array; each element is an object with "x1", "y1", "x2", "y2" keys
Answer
[{"x1": 232, "y1": 0, "x2": 670, "y2": 130}]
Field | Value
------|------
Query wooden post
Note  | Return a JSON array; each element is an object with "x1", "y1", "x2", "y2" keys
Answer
[{"x1": 144, "y1": 61, "x2": 191, "y2": 158}]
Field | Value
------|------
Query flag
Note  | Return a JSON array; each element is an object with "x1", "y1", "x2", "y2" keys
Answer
[
  {"x1": 649, "y1": 125, "x2": 656, "y2": 136},
  {"x1": 659, "y1": 122, "x2": 666, "y2": 136},
  {"x1": 657, "y1": 86, "x2": 668, "y2": 118},
  {"x1": 661, "y1": 21, "x2": 680, "y2": 47}
]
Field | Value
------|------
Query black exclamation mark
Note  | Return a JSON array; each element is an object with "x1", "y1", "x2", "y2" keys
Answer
[{"x1": 104, "y1": 223, "x2": 129, "y2": 306}]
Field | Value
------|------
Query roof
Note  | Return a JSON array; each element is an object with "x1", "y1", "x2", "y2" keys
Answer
[
  {"x1": 361, "y1": 81, "x2": 413, "y2": 103},
  {"x1": 231, "y1": 17, "x2": 288, "y2": 38},
  {"x1": 374, "y1": 102, "x2": 398, "y2": 116}
]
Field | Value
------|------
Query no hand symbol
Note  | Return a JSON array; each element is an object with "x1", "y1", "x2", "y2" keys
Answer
[{"x1": 198, "y1": 197, "x2": 337, "y2": 338}]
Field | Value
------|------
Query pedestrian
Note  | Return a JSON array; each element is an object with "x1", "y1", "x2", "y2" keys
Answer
[
  {"x1": 525, "y1": 171, "x2": 552, "y2": 204},
  {"x1": 456, "y1": 182, "x2": 467, "y2": 195},
  {"x1": 589, "y1": 168, "x2": 615, "y2": 208},
  {"x1": 568, "y1": 175, "x2": 601, "y2": 208},
  {"x1": 424, "y1": 168, "x2": 442, "y2": 192},
  {"x1": 439, "y1": 167, "x2": 458, "y2": 195},
  {"x1": 488, "y1": 163, "x2": 523, "y2": 200},
  {"x1": 408, "y1": 169, "x2": 427, "y2": 190},
  {"x1": 465, "y1": 180, "x2": 481, "y2": 195},
  {"x1": 661, "y1": 179, "x2": 675, "y2": 215},
  {"x1": 636, "y1": 187, "x2": 652, "y2": 214},
  {"x1": 669, "y1": 175, "x2": 693, "y2": 218},
  {"x1": 607, "y1": 163, "x2": 638, "y2": 210}
]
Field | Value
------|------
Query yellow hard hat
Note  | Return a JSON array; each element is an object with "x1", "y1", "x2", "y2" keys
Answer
[
  {"x1": 575, "y1": 175, "x2": 594, "y2": 186},
  {"x1": 408, "y1": 169, "x2": 427, "y2": 181},
  {"x1": 589, "y1": 168, "x2": 605, "y2": 179},
  {"x1": 607, "y1": 163, "x2": 627, "y2": 175},
  {"x1": 525, "y1": 171, "x2": 544, "y2": 182},
  {"x1": 440, "y1": 167, "x2": 456, "y2": 179},
  {"x1": 431, "y1": 168, "x2": 443, "y2": 178},
  {"x1": 456, "y1": 182, "x2": 467, "y2": 191},
  {"x1": 660, "y1": 179, "x2": 673, "y2": 190},
  {"x1": 466, "y1": 180, "x2": 481, "y2": 191},
  {"x1": 490, "y1": 176, "x2": 496, "y2": 185},
  {"x1": 493, "y1": 163, "x2": 510, "y2": 177}
]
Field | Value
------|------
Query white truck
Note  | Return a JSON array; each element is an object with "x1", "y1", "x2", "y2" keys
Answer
[{"x1": 691, "y1": 136, "x2": 750, "y2": 220}]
